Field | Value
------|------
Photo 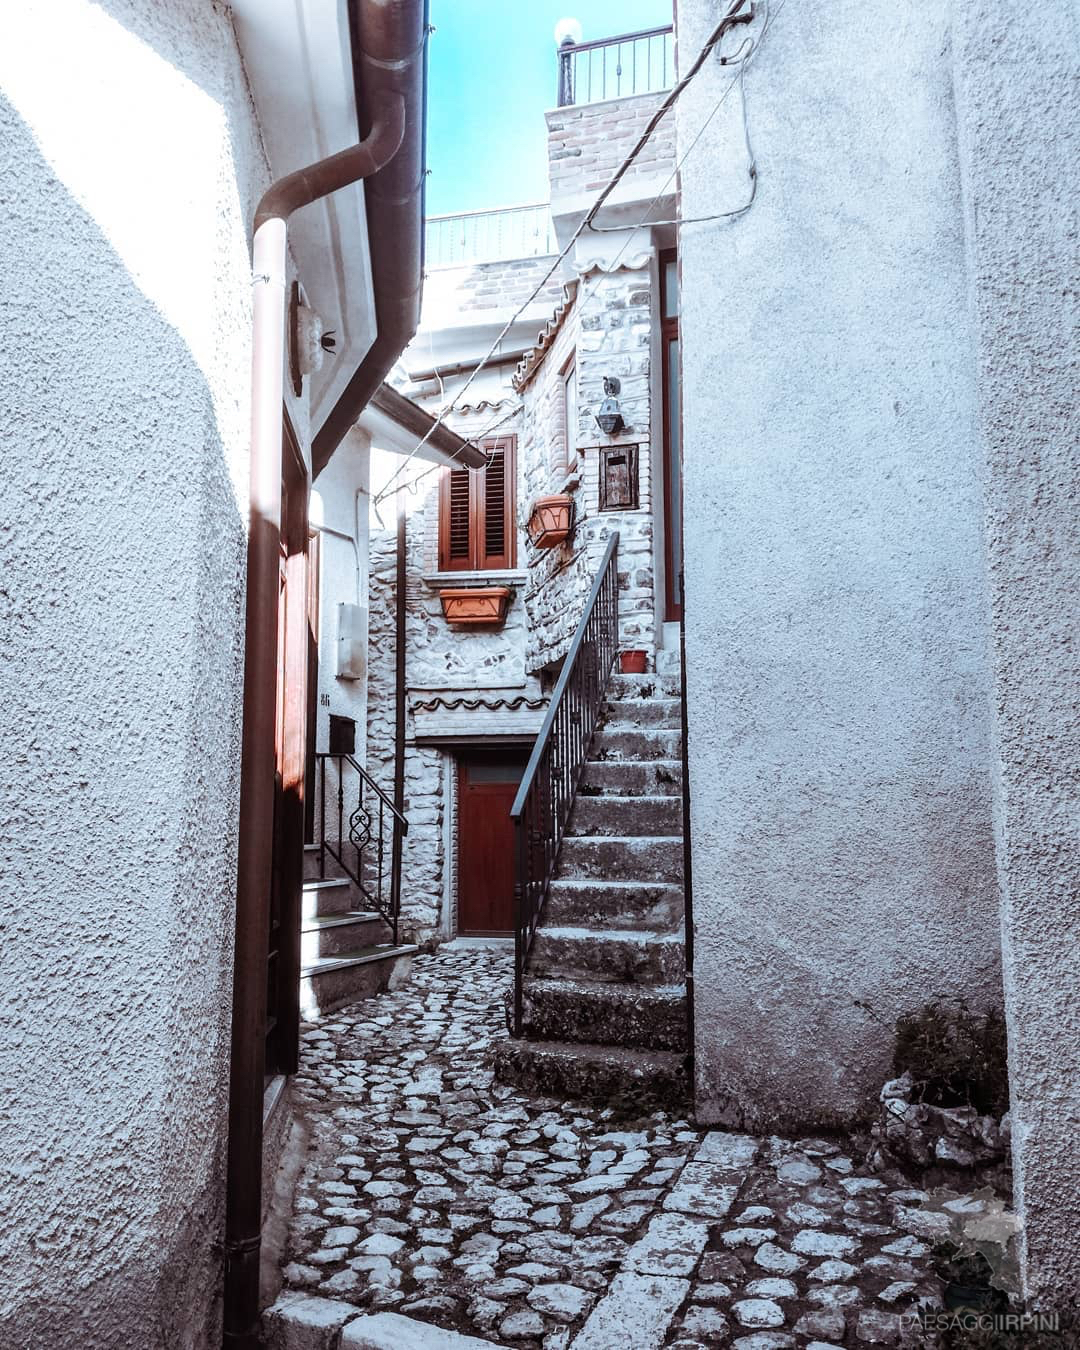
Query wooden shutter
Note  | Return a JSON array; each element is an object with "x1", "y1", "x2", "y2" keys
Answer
[
  {"x1": 439, "y1": 436, "x2": 515, "y2": 571},
  {"x1": 443, "y1": 467, "x2": 472, "y2": 568}
]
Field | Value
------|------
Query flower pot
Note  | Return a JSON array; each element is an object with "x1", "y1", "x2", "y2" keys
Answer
[
  {"x1": 619, "y1": 649, "x2": 647, "y2": 674},
  {"x1": 439, "y1": 586, "x2": 512, "y2": 628},
  {"x1": 527, "y1": 493, "x2": 574, "y2": 549}
]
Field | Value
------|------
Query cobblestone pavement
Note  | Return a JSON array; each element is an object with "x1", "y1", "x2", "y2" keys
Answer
[{"x1": 279, "y1": 948, "x2": 959, "y2": 1348}]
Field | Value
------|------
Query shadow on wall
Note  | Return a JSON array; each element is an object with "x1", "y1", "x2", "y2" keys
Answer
[{"x1": 0, "y1": 90, "x2": 247, "y2": 1350}]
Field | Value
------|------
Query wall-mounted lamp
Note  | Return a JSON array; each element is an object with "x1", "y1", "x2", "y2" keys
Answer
[{"x1": 595, "y1": 375, "x2": 625, "y2": 436}]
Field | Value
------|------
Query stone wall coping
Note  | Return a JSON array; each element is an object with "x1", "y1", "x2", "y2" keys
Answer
[
  {"x1": 544, "y1": 87, "x2": 666, "y2": 125},
  {"x1": 421, "y1": 569, "x2": 527, "y2": 589}
]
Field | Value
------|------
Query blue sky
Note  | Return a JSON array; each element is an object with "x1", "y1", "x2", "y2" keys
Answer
[{"x1": 425, "y1": 0, "x2": 674, "y2": 216}]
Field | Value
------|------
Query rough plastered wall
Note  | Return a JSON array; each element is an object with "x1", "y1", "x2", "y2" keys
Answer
[
  {"x1": 952, "y1": 0, "x2": 1080, "y2": 1304},
  {"x1": 521, "y1": 266, "x2": 658, "y2": 671},
  {"x1": 0, "y1": 2, "x2": 271, "y2": 1344},
  {"x1": 677, "y1": 0, "x2": 1001, "y2": 1129}
]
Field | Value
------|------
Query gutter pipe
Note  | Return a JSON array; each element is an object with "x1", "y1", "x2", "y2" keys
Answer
[
  {"x1": 224, "y1": 91, "x2": 405, "y2": 1350},
  {"x1": 312, "y1": 0, "x2": 431, "y2": 476}
]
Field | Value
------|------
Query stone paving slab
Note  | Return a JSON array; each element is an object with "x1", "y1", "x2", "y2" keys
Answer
[{"x1": 272, "y1": 949, "x2": 995, "y2": 1350}]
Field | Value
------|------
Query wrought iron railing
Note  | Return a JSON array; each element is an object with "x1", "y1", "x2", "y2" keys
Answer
[
  {"x1": 425, "y1": 203, "x2": 557, "y2": 269},
  {"x1": 510, "y1": 533, "x2": 620, "y2": 1036},
  {"x1": 557, "y1": 25, "x2": 674, "y2": 107},
  {"x1": 314, "y1": 752, "x2": 408, "y2": 945}
]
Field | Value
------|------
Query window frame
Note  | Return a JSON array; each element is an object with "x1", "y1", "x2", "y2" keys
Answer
[
  {"x1": 560, "y1": 353, "x2": 578, "y2": 476},
  {"x1": 659, "y1": 248, "x2": 683, "y2": 622},
  {"x1": 438, "y1": 434, "x2": 517, "y2": 572}
]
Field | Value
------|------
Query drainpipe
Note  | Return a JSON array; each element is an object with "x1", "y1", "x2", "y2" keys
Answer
[
  {"x1": 312, "y1": 0, "x2": 431, "y2": 475},
  {"x1": 224, "y1": 91, "x2": 406, "y2": 1350}
]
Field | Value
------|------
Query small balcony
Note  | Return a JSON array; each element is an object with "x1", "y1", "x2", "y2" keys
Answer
[
  {"x1": 556, "y1": 24, "x2": 674, "y2": 108},
  {"x1": 425, "y1": 202, "x2": 558, "y2": 270}
]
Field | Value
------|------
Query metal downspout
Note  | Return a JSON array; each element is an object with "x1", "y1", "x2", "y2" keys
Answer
[
  {"x1": 311, "y1": 0, "x2": 431, "y2": 475},
  {"x1": 224, "y1": 92, "x2": 405, "y2": 1350}
]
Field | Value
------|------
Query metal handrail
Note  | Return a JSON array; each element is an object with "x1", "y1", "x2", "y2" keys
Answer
[
  {"x1": 563, "y1": 23, "x2": 673, "y2": 53},
  {"x1": 315, "y1": 752, "x2": 408, "y2": 945},
  {"x1": 557, "y1": 24, "x2": 674, "y2": 106},
  {"x1": 510, "y1": 533, "x2": 620, "y2": 1035}
]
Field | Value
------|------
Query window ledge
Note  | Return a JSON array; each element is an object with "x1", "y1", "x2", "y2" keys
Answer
[{"x1": 422, "y1": 569, "x2": 527, "y2": 589}]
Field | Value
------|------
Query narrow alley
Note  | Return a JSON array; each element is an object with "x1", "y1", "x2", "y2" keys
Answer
[{"x1": 266, "y1": 950, "x2": 983, "y2": 1349}]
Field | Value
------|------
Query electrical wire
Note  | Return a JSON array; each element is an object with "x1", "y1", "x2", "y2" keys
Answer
[
  {"x1": 372, "y1": 0, "x2": 757, "y2": 507},
  {"x1": 589, "y1": 0, "x2": 780, "y2": 250}
]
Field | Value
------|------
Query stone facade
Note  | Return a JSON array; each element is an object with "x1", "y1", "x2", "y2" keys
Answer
[
  {"x1": 519, "y1": 264, "x2": 658, "y2": 672},
  {"x1": 547, "y1": 92, "x2": 675, "y2": 202},
  {"x1": 361, "y1": 45, "x2": 681, "y2": 946},
  {"x1": 368, "y1": 251, "x2": 668, "y2": 940}
]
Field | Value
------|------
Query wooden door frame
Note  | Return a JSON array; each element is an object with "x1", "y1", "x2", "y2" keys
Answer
[
  {"x1": 454, "y1": 744, "x2": 528, "y2": 937},
  {"x1": 267, "y1": 413, "x2": 309, "y2": 1078}
]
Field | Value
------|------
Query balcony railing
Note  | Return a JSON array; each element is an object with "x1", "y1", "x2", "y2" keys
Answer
[
  {"x1": 557, "y1": 25, "x2": 674, "y2": 107},
  {"x1": 425, "y1": 203, "x2": 557, "y2": 270}
]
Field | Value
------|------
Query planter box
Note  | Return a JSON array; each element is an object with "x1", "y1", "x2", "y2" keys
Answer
[
  {"x1": 527, "y1": 494, "x2": 574, "y2": 549},
  {"x1": 439, "y1": 586, "x2": 512, "y2": 627}
]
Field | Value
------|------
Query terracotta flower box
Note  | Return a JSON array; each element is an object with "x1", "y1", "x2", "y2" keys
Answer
[
  {"x1": 439, "y1": 586, "x2": 512, "y2": 627},
  {"x1": 527, "y1": 493, "x2": 574, "y2": 549}
]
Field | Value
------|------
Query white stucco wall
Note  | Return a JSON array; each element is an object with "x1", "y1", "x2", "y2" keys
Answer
[
  {"x1": 312, "y1": 427, "x2": 371, "y2": 760},
  {"x1": 677, "y1": 0, "x2": 1001, "y2": 1128},
  {"x1": 952, "y1": 0, "x2": 1080, "y2": 1304},
  {"x1": 0, "y1": 2, "x2": 278, "y2": 1343}
]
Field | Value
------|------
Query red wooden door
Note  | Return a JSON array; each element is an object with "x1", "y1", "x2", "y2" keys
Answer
[{"x1": 457, "y1": 749, "x2": 527, "y2": 935}]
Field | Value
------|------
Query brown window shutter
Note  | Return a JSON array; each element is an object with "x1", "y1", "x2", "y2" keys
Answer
[
  {"x1": 483, "y1": 448, "x2": 506, "y2": 558},
  {"x1": 479, "y1": 437, "x2": 514, "y2": 570},
  {"x1": 439, "y1": 466, "x2": 473, "y2": 570},
  {"x1": 439, "y1": 436, "x2": 515, "y2": 571}
]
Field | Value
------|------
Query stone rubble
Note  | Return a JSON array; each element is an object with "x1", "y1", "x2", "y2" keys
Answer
[{"x1": 275, "y1": 948, "x2": 994, "y2": 1348}]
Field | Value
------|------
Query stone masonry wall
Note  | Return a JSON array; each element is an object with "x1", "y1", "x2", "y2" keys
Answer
[
  {"x1": 547, "y1": 92, "x2": 674, "y2": 200},
  {"x1": 366, "y1": 481, "x2": 445, "y2": 940},
  {"x1": 370, "y1": 258, "x2": 663, "y2": 935},
  {"x1": 366, "y1": 416, "x2": 531, "y2": 939},
  {"x1": 522, "y1": 264, "x2": 657, "y2": 672},
  {"x1": 452, "y1": 256, "x2": 565, "y2": 315}
]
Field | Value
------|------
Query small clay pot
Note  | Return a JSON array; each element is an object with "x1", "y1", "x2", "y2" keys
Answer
[{"x1": 619, "y1": 649, "x2": 647, "y2": 674}]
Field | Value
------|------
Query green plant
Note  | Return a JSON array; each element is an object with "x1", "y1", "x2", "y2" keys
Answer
[{"x1": 893, "y1": 999, "x2": 1009, "y2": 1116}]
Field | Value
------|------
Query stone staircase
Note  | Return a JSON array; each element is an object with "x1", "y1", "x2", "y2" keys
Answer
[
  {"x1": 495, "y1": 672, "x2": 688, "y2": 1106},
  {"x1": 300, "y1": 848, "x2": 417, "y2": 1017}
]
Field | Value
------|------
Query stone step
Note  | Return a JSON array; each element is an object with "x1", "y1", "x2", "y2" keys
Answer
[
  {"x1": 493, "y1": 1036, "x2": 688, "y2": 1110},
  {"x1": 300, "y1": 944, "x2": 417, "y2": 1017},
  {"x1": 302, "y1": 877, "x2": 355, "y2": 919},
  {"x1": 554, "y1": 834, "x2": 683, "y2": 883},
  {"x1": 544, "y1": 879, "x2": 684, "y2": 931},
  {"x1": 521, "y1": 977, "x2": 687, "y2": 1050},
  {"x1": 529, "y1": 926, "x2": 685, "y2": 984},
  {"x1": 568, "y1": 793, "x2": 682, "y2": 838},
  {"x1": 608, "y1": 673, "x2": 682, "y2": 700},
  {"x1": 591, "y1": 726, "x2": 681, "y2": 761},
  {"x1": 579, "y1": 759, "x2": 682, "y2": 797},
  {"x1": 600, "y1": 697, "x2": 682, "y2": 730},
  {"x1": 300, "y1": 910, "x2": 391, "y2": 962}
]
